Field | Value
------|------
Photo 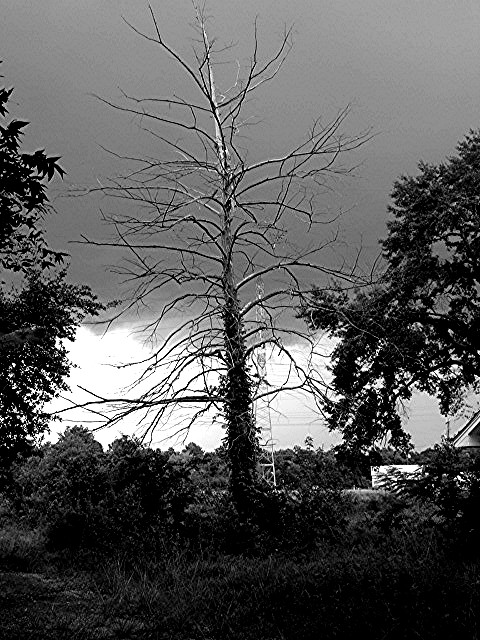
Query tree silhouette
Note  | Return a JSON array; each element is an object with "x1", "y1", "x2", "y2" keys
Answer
[
  {"x1": 0, "y1": 68, "x2": 104, "y2": 477},
  {"x1": 299, "y1": 130, "x2": 480, "y2": 451}
]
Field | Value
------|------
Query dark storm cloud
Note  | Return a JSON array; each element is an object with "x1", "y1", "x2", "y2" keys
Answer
[
  {"x1": 3, "y1": 0, "x2": 479, "y2": 446},
  {"x1": 3, "y1": 0, "x2": 479, "y2": 296}
]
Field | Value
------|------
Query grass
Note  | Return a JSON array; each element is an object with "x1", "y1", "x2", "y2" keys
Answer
[
  {"x1": 1, "y1": 499, "x2": 480, "y2": 639},
  {"x1": 74, "y1": 532, "x2": 478, "y2": 640},
  {"x1": 0, "y1": 523, "x2": 46, "y2": 571}
]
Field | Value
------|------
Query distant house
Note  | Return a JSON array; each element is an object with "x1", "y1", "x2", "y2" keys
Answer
[{"x1": 451, "y1": 411, "x2": 480, "y2": 449}]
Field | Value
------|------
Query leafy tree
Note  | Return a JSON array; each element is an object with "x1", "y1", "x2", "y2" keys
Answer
[
  {"x1": 0, "y1": 271, "x2": 103, "y2": 474},
  {"x1": 385, "y1": 440, "x2": 480, "y2": 542},
  {"x1": 12, "y1": 426, "x2": 107, "y2": 548},
  {"x1": 1, "y1": 66, "x2": 66, "y2": 347},
  {"x1": 375, "y1": 446, "x2": 420, "y2": 465},
  {"x1": 0, "y1": 65, "x2": 66, "y2": 280},
  {"x1": 0, "y1": 69, "x2": 105, "y2": 476},
  {"x1": 299, "y1": 130, "x2": 480, "y2": 451},
  {"x1": 166, "y1": 444, "x2": 230, "y2": 502},
  {"x1": 274, "y1": 444, "x2": 344, "y2": 490},
  {"x1": 195, "y1": 446, "x2": 229, "y2": 492},
  {"x1": 12, "y1": 430, "x2": 203, "y2": 551},
  {"x1": 104, "y1": 435, "x2": 194, "y2": 542}
]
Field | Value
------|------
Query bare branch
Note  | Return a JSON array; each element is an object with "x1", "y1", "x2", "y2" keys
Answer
[{"x1": 62, "y1": 6, "x2": 370, "y2": 509}]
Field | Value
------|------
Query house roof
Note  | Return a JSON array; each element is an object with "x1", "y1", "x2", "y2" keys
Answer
[{"x1": 451, "y1": 410, "x2": 480, "y2": 448}]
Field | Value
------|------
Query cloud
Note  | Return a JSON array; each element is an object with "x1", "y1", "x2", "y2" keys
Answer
[
  {"x1": 47, "y1": 323, "x2": 446, "y2": 452},
  {"x1": 47, "y1": 325, "x2": 337, "y2": 450}
]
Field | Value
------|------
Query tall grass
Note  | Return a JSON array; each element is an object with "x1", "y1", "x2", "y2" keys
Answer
[
  {"x1": 0, "y1": 523, "x2": 46, "y2": 571},
  {"x1": 89, "y1": 527, "x2": 480, "y2": 640}
]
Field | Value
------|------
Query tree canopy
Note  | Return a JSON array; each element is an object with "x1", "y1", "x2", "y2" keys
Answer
[
  {"x1": 299, "y1": 130, "x2": 480, "y2": 451},
  {"x1": 0, "y1": 68, "x2": 66, "y2": 276},
  {"x1": 0, "y1": 270, "x2": 103, "y2": 470},
  {"x1": 0, "y1": 69, "x2": 104, "y2": 474}
]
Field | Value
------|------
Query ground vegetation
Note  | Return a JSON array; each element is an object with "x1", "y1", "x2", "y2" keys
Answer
[{"x1": 1, "y1": 430, "x2": 480, "y2": 639}]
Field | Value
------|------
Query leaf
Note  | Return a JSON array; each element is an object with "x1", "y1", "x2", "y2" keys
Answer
[
  {"x1": 0, "y1": 87, "x2": 13, "y2": 116},
  {"x1": 4, "y1": 120, "x2": 28, "y2": 147}
]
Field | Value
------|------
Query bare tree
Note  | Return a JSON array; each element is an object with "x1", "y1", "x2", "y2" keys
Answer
[{"x1": 67, "y1": 6, "x2": 370, "y2": 516}]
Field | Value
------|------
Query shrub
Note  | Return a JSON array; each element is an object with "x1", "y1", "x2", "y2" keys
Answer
[
  {"x1": 181, "y1": 483, "x2": 353, "y2": 555},
  {"x1": 99, "y1": 436, "x2": 196, "y2": 551},
  {"x1": 365, "y1": 440, "x2": 480, "y2": 555},
  {"x1": 12, "y1": 426, "x2": 107, "y2": 550},
  {"x1": 9, "y1": 429, "x2": 203, "y2": 554}
]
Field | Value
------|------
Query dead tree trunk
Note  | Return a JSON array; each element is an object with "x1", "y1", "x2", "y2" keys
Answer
[
  {"x1": 222, "y1": 288, "x2": 257, "y2": 516},
  {"x1": 221, "y1": 191, "x2": 258, "y2": 514},
  {"x1": 207, "y1": 32, "x2": 259, "y2": 514}
]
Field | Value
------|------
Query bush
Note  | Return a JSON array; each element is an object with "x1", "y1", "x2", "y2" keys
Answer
[
  {"x1": 11, "y1": 427, "x2": 108, "y2": 550},
  {"x1": 180, "y1": 483, "x2": 353, "y2": 555},
  {"x1": 99, "y1": 436, "x2": 196, "y2": 551},
  {"x1": 9, "y1": 429, "x2": 201, "y2": 554},
  {"x1": 384, "y1": 440, "x2": 480, "y2": 548}
]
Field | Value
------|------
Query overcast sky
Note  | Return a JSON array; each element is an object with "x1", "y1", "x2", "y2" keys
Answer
[{"x1": 3, "y1": 0, "x2": 480, "y2": 450}]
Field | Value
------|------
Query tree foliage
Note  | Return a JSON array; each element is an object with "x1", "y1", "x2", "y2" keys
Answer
[
  {"x1": 12, "y1": 427, "x2": 195, "y2": 550},
  {"x1": 299, "y1": 130, "x2": 480, "y2": 450},
  {"x1": 0, "y1": 66, "x2": 66, "y2": 275},
  {"x1": 382, "y1": 439, "x2": 480, "y2": 541},
  {"x1": 274, "y1": 443, "x2": 346, "y2": 490},
  {"x1": 9, "y1": 429, "x2": 359, "y2": 553},
  {"x1": 0, "y1": 271, "x2": 104, "y2": 473},
  {"x1": 13, "y1": 426, "x2": 107, "y2": 548},
  {"x1": 0, "y1": 69, "x2": 105, "y2": 473}
]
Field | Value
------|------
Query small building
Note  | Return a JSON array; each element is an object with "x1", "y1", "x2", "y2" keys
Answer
[{"x1": 451, "y1": 411, "x2": 480, "y2": 450}]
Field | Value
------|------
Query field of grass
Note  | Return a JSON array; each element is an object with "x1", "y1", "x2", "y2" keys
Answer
[{"x1": 1, "y1": 515, "x2": 480, "y2": 640}]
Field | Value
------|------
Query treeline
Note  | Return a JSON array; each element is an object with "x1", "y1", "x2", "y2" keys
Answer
[
  {"x1": 1, "y1": 425, "x2": 479, "y2": 559},
  {"x1": 3, "y1": 428, "x2": 480, "y2": 638}
]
